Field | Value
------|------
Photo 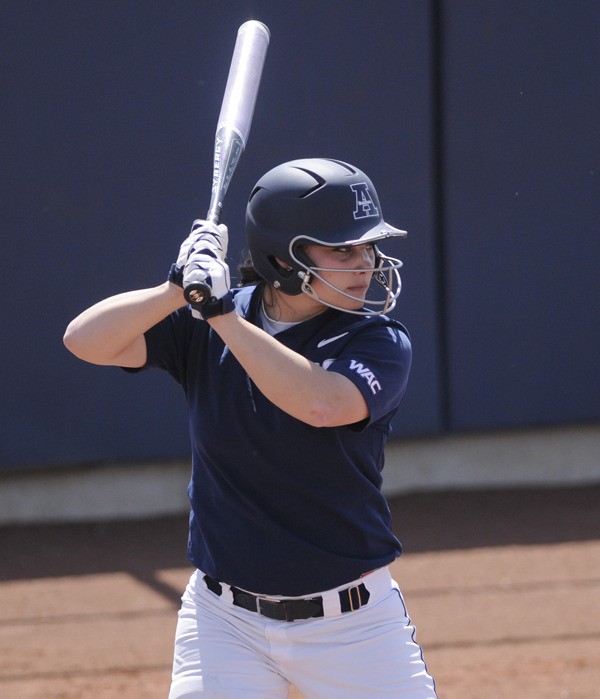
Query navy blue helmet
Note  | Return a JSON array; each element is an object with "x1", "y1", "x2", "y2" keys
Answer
[{"x1": 246, "y1": 158, "x2": 406, "y2": 315}]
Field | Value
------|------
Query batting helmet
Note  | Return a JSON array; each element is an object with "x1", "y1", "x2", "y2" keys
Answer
[{"x1": 245, "y1": 158, "x2": 406, "y2": 315}]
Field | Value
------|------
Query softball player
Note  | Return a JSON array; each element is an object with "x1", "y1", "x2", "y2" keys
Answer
[{"x1": 64, "y1": 158, "x2": 437, "y2": 698}]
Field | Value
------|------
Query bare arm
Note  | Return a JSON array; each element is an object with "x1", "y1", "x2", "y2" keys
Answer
[
  {"x1": 64, "y1": 278, "x2": 368, "y2": 426},
  {"x1": 208, "y1": 312, "x2": 369, "y2": 427},
  {"x1": 63, "y1": 282, "x2": 186, "y2": 367}
]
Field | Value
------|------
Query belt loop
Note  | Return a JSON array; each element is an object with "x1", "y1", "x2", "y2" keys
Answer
[
  {"x1": 339, "y1": 582, "x2": 370, "y2": 613},
  {"x1": 203, "y1": 574, "x2": 223, "y2": 597}
]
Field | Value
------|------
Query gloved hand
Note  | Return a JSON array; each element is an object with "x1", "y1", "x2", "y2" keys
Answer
[
  {"x1": 183, "y1": 219, "x2": 228, "y2": 262},
  {"x1": 168, "y1": 219, "x2": 229, "y2": 288},
  {"x1": 183, "y1": 251, "x2": 234, "y2": 320}
]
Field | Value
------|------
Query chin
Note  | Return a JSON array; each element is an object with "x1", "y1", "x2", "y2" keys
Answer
[{"x1": 337, "y1": 298, "x2": 365, "y2": 312}]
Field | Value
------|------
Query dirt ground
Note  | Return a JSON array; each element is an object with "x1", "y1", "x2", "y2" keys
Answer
[{"x1": 1, "y1": 484, "x2": 599, "y2": 698}]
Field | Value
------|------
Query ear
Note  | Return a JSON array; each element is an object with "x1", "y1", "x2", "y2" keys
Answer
[{"x1": 274, "y1": 257, "x2": 292, "y2": 271}]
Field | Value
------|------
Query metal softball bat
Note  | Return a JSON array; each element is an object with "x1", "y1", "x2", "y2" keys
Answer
[{"x1": 184, "y1": 20, "x2": 271, "y2": 306}]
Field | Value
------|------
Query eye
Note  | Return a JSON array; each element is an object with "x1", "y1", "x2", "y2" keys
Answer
[
  {"x1": 329, "y1": 244, "x2": 376, "y2": 261},
  {"x1": 348, "y1": 244, "x2": 376, "y2": 256}
]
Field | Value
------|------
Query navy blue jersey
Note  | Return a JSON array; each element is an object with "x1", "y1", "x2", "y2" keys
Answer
[{"x1": 140, "y1": 284, "x2": 412, "y2": 596}]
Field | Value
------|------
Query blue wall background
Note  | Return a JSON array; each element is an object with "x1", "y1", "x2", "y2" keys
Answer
[{"x1": 1, "y1": 1, "x2": 598, "y2": 471}]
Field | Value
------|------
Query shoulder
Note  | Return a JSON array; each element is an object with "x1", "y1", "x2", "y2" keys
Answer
[
  {"x1": 355, "y1": 314, "x2": 410, "y2": 342},
  {"x1": 310, "y1": 312, "x2": 411, "y2": 382},
  {"x1": 318, "y1": 315, "x2": 412, "y2": 422},
  {"x1": 341, "y1": 315, "x2": 411, "y2": 367},
  {"x1": 317, "y1": 312, "x2": 410, "y2": 351}
]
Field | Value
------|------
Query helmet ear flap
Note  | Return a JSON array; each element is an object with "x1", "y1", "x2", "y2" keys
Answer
[{"x1": 264, "y1": 255, "x2": 305, "y2": 293}]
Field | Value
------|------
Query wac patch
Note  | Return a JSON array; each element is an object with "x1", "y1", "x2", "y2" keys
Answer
[{"x1": 349, "y1": 359, "x2": 382, "y2": 394}]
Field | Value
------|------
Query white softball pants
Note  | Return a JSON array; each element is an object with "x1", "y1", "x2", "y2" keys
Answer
[{"x1": 168, "y1": 568, "x2": 437, "y2": 699}]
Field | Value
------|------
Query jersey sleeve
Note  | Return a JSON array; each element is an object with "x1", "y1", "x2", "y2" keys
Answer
[
  {"x1": 134, "y1": 308, "x2": 199, "y2": 387},
  {"x1": 324, "y1": 321, "x2": 412, "y2": 426}
]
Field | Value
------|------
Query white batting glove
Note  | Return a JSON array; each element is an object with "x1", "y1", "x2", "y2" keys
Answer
[
  {"x1": 177, "y1": 219, "x2": 229, "y2": 268},
  {"x1": 183, "y1": 252, "x2": 233, "y2": 320},
  {"x1": 169, "y1": 219, "x2": 229, "y2": 288}
]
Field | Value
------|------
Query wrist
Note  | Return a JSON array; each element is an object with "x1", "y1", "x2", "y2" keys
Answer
[
  {"x1": 193, "y1": 290, "x2": 235, "y2": 320},
  {"x1": 163, "y1": 280, "x2": 188, "y2": 309},
  {"x1": 167, "y1": 263, "x2": 184, "y2": 287}
]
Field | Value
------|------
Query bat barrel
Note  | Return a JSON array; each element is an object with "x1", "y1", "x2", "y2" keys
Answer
[
  {"x1": 205, "y1": 20, "x2": 270, "y2": 225},
  {"x1": 217, "y1": 20, "x2": 271, "y2": 145}
]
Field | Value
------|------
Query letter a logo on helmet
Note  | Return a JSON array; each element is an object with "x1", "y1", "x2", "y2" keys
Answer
[{"x1": 350, "y1": 182, "x2": 379, "y2": 220}]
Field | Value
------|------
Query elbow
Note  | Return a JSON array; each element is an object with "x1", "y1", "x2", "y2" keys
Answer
[
  {"x1": 305, "y1": 413, "x2": 329, "y2": 429},
  {"x1": 301, "y1": 390, "x2": 369, "y2": 428},
  {"x1": 63, "y1": 322, "x2": 82, "y2": 358},
  {"x1": 63, "y1": 321, "x2": 92, "y2": 362},
  {"x1": 304, "y1": 399, "x2": 339, "y2": 428}
]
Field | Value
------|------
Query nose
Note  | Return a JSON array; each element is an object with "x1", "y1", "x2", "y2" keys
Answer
[{"x1": 354, "y1": 246, "x2": 375, "y2": 271}]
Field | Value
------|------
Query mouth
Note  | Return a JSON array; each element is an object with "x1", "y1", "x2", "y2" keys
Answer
[{"x1": 347, "y1": 284, "x2": 369, "y2": 295}]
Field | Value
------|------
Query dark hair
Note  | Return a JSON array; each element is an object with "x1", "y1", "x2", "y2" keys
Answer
[{"x1": 237, "y1": 250, "x2": 264, "y2": 287}]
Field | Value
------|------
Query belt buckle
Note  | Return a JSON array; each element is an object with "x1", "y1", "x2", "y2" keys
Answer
[
  {"x1": 339, "y1": 582, "x2": 370, "y2": 613},
  {"x1": 348, "y1": 585, "x2": 360, "y2": 611}
]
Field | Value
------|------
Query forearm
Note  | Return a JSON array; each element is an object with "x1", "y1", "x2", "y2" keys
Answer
[
  {"x1": 208, "y1": 312, "x2": 368, "y2": 427},
  {"x1": 64, "y1": 281, "x2": 186, "y2": 366}
]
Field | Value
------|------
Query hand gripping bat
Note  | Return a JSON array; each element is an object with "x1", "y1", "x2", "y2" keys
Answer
[{"x1": 183, "y1": 20, "x2": 271, "y2": 305}]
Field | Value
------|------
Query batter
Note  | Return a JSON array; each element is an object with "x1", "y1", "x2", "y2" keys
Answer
[{"x1": 64, "y1": 158, "x2": 437, "y2": 698}]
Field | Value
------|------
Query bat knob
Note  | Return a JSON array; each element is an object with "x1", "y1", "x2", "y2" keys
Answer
[{"x1": 184, "y1": 282, "x2": 212, "y2": 305}]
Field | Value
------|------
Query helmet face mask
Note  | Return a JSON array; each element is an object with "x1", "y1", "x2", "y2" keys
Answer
[
  {"x1": 290, "y1": 238, "x2": 403, "y2": 316},
  {"x1": 245, "y1": 158, "x2": 406, "y2": 316}
]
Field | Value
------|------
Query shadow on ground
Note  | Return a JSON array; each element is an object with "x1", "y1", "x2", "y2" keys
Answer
[{"x1": 1, "y1": 485, "x2": 598, "y2": 591}]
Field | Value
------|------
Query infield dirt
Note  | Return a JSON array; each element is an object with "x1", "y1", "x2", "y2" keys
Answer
[{"x1": 1, "y1": 485, "x2": 598, "y2": 698}]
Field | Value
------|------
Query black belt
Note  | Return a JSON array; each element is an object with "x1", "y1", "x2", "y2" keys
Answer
[{"x1": 203, "y1": 574, "x2": 371, "y2": 622}]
